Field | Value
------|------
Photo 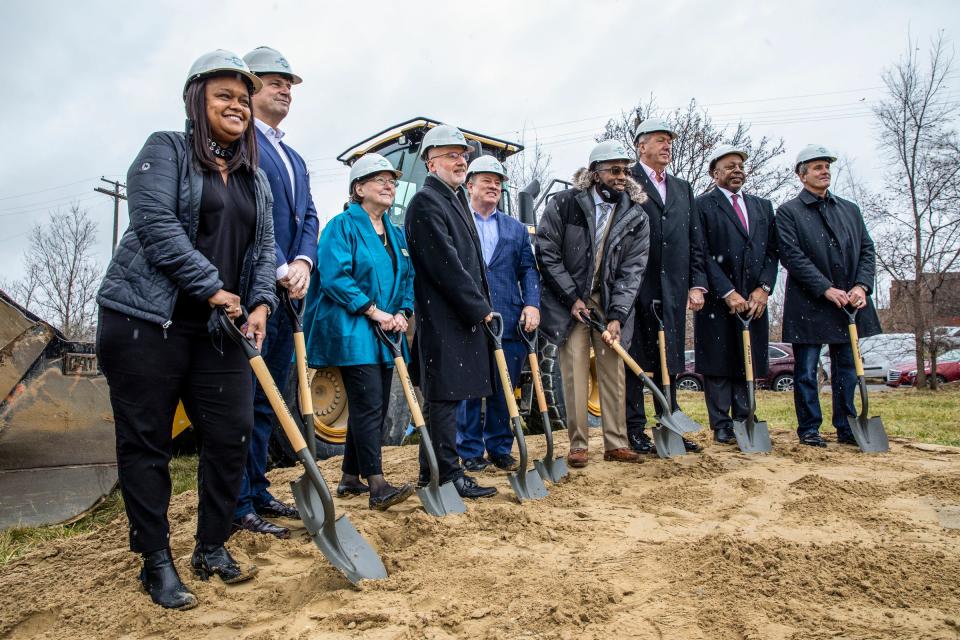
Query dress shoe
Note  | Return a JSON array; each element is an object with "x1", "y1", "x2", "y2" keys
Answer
[
  {"x1": 139, "y1": 548, "x2": 197, "y2": 610},
  {"x1": 628, "y1": 429, "x2": 654, "y2": 454},
  {"x1": 453, "y1": 474, "x2": 497, "y2": 499},
  {"x1": 682, "y1": 438, "x2": 703, "y2": 453},
  {"x1": 369, "y1": 483, "x2": 415, "y2": 511},
  {"x1": 489, "y1": 453, "x2": 518, "y2": 471},
  {"x1": 336, "y1": 480, "x2": 370, "y2": 497},
  {"x1": 603, "y1": 447, "x2": 642, "y2": 463},
  {"x1": 799, "y1": 432, "x2": 828, "y2": 448},
  {"x1": 191, "y1": 542, "x2": 257, "y2": 584},
  {"x1": 232, "y1": 512, "x2": 290, "y2": 540},
  {"x1": 255, "y1": 498, "x2": 300, "y2": 520},
  {"x1": 836, "y1": 431, "x2": 858, "y2": 445},
  {"x1": 713, "y1": 426, "x2": 736, "y2": 444},
  {"x1": 567, "y1": 448, "x2": 589, "y2": 468},
  {"x1": 462, "y1": 457, "x2": 490, "y2": 472}
]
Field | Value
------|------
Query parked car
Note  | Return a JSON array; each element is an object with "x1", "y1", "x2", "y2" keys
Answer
[
  {"x1": 676, "y1": 343, "x2": 796, "y2": 392},
  {"x1": 886, "y1": 348, "x2": 960, "y2": 387},
  {"x1": 821, "y1": 333, "x2": 916, "y2": 381}
]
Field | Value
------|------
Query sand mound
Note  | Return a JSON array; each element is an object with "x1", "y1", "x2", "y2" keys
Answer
[{"x1": 2, "y1": 429, "x2": 960, "y2": 639}]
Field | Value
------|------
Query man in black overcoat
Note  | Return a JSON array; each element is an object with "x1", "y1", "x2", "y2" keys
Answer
[
  {"x1": 625, "y1": 118, "x2": 708, "y2": 454},
  {"x1": 694, "y1": 145, "x2": 778, "y2": 444},
  {"x1": 405, "y1": 124, "x2": 497, "y2": 497},
  {"x1": 776, "y1": 144, "x2": 881, "y2": 447}
]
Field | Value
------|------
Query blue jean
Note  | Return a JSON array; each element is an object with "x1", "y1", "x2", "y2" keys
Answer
[
  {"x1": 792, "y1": 342, "x2": 857, "y2": 438},
  {"x1": 234, "y1": 300, "x2": 296, "y2": 518},
  {"x1": 456, "y1": 340, "x2": 524, "y2": 460}
]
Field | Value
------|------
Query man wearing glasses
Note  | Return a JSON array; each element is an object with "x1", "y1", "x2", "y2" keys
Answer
[
  {"x1": 536, "y1": 140, "x2": 650, "y2": 468},
  {"x1": 624, "y1": 118, "x2": 708, "y2": 455},
  {"x1": 405, "y1": 124, "x2": 498, "y2": 499}
]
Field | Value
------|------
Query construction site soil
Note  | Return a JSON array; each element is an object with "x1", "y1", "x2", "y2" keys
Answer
[{"x1": 2, "y1": 430, "x2": 959, "y2": 639}]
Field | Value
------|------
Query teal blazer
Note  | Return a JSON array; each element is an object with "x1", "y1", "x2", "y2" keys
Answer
[{"x1": 303, "y1": 203, "x2": 414, "y2": 368}]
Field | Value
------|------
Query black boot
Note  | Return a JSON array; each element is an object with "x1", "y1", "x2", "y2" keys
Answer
[
  {"x1": 139, "y1": 548, "x2": 197, "y2": 610},
  {"x1": 191, "y1": 542, "x2": 257, "y2": 584}
]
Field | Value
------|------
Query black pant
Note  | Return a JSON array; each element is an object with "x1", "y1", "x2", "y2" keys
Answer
[
  {"x1": 420, "y1": 399, "x2": 462, "y2": 484},
  {"x1": 339, "y1": 364, "x2": 392, "y2": 478},
  {"x1": 97, "y1": 308, "x2": 253, "y2": 554},
  {"x1": 703, "y1": 375, "x2": 750, "y2": 430}
]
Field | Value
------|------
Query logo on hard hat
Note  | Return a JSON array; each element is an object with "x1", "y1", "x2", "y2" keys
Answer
[
  {"x1": 276, "y1": 57, "x2": 290, "y2": 69},
  {"x1": 226, "y1": 56, "x2": 244, "y2": 67}
]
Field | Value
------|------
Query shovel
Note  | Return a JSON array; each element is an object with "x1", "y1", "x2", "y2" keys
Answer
[
  {"x1": 650, "y1": 300, "x2": 702, "y2": 433},
  {"x1": 582, "y1": 310, "x2": 687, "y2": 458},
  {"x1": 217, "y1": 308, "x2": 387, "y2": 584},
  {"x1": 517, "y1": 321, "x2": 568, "y2": 483},
  {"x1": 281, "y1": 289, "x2": 316, "y2": 460},
  {"x1": 730, "y1": 313, "x2": 772, "y2": 453},
  {"x1": 843, "y1": 306, "x2": 889, "y2": 453},
  {"x1": 481, "y1": 313, "x2": 549, "y2": 502},
  {"x1": 373, "y1": 325, "x2": 466, "y2": 516}
]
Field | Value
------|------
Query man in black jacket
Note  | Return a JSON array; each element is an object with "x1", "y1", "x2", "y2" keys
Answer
[
  {"x1": 694, "y1": 145, "x2": 778, "y2": 444},
  {"x1": 536, "y1": 140, "x2": 650, "y2": 468},
  {"x1": 625, "y1": 118, "x2": 707, "y2": 454},
  {"x1": 405, "y1": 124, "x2": 497, "y2": 498},
  {"x1": 776, "y1": 144, "x2": 881, "y2": 447}
]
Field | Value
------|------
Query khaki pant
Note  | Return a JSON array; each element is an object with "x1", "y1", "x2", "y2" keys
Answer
[{"x1": 559, "y1": 303, "x2": 628, "y2": 452}]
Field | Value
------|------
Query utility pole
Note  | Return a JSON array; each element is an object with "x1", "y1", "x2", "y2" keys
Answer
[{"x1": 94, "y1": 177, "x2": 127, "y2": 253}]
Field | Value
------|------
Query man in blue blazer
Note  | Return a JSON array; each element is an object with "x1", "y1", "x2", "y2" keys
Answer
[
  {"x1": 233, "y1": 47, "x2": 319, "y2": 538},
  {"x1": 455, "y1": 157, "x2": 541, "y2": 472}
]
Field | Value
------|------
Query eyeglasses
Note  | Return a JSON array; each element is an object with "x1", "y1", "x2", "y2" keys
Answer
[
  {"x1": 365, "y1": 176, "x2": 398, "y2": 188},
  {"x1": 596, "y1": 165, "x2": 632, "y2": 177},
  {"x1": 428, "y1": 150, "x2": 472, "y2": 162}
]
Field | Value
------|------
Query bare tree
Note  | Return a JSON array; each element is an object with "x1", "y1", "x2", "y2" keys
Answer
[
  {"x1": 597, "y1": 96, "x2": 793, "y2": 201},
  {"x1": 505, "y1": 124, "x2": 553, "y2": 192},
  {"x1": 10, "y1": 204, "x2": 102, "y2": 340},
  {"x1": 867, "y1": 31, "x2": 960, "y2": 389}
]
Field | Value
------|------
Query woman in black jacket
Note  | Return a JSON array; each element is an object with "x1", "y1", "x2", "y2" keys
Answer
[{"x1": 96, "y1": 50, "x2": 277, "y2": 610}]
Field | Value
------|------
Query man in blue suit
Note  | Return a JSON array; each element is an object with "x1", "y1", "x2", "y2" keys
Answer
[
  {"x1": 233, "y1": 47, "x2": 319, "y2": 538},
  {"x1": 456, "y1": 156, "x2": 540, "y2": 472}
]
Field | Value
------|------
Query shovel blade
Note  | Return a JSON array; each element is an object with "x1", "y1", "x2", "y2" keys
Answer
[
  {"x1": 847, "y1": 416, "x2": 889, "y2": 453},
  {"x1": 669, "y1": 409, "x2": 702, "y2": 434},
  {"x1": 291, "y1": 476, "x2": 387, "y2": 584},
  {"x1": 416, "y1": 481, "x2": 467, "y2": 517},
  {"x1": 508, "y1": 468, "x2": 549, "y2": 502},
  {"x1": 652, "y1": 425, "x2": 687, "y2": 458},
  {"x1": 731, "y1": 419, "x2": 772, "y2": 454},
  {"x1": 534, "y1": 457, "x2": 569, "y2": 483}
]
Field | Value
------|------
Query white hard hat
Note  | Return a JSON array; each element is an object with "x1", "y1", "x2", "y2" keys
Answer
[
  {"x1": 794, "y1": 144, "x2": 837, "y2": 172},
  {"x1": 184, "y1": 49, "x2": 262, "y2": 99},
  {"x1": 589, "y1": 140, "x2": 633, "y2": 168},
  {"x1": 243, "y1": 46, "x2": 302, "y2": 84},
  {"x1": 348, "y1": 153, "x2": 402, "y2": 193},
  {"x1": 466, "y1": 155, "x2": 509, "y2": 181},
  {"x1": 419, "y1": 124, "x2": 470, "y2": 159},
  {"x1": 707, "y1": 144, "x2": 749, "y2": 171},
  {"x1": 633, "y1": 117, "x2": 676, "y2": 142}
]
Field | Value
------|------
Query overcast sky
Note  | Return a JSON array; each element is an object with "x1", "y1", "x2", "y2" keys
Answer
[{"x1": 0, "y1": 0, "x2": 956, "y2": 288}]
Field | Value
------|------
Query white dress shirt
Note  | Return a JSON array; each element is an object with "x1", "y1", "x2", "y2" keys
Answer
[
  {"x1": 717, "y1": 186, "x2": 749, "y2": 232},
  {"x1": 638, "y1": 160, "x2": 667, "y2": 203}
]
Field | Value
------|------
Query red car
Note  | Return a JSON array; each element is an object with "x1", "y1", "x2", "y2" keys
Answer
[
  {"x1": 676, "y1": 343, "x2": 797, "y2": 392},
  {"x1": 886, "y1": 348, "x2": 960, "y2": 387}
]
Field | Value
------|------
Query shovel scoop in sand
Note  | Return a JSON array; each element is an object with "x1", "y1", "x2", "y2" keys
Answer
[
  {"x1": 517, "y1": 321, "x2": 568, "y2": 483},
  {"x1": 373, "y1": 326, "x2": 466, "y2": 517},
  {"x1": 843, "y1": 307, "x2": 889, "y2": 453},
  {"x1": 650, "y1": 300, "x2": 702, "y2": 434},
  {"x1": 730, "y1": 313, "x2": 772, "y2": 454},
  {"x1": 217, "y1": 309, "x2": 387, "y2": 585},
  {"x1": 582, "y1": 310, "x2": 688, "y2": 458}
]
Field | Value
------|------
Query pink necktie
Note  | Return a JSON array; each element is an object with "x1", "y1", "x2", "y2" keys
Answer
[
  {"x1": 731, "y1": 193, "x2": 748, "y2": 231},
  {"x1": 655, "y1": 171, "x2": 665, "y2": 184}
]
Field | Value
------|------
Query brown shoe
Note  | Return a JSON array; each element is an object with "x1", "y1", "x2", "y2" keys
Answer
[
  {"x1": 603, "y1": 448, "x2": 642, "y2": 463},
  {"x1": 567, "y1": 448, "x2": 589, "y2": 468}
]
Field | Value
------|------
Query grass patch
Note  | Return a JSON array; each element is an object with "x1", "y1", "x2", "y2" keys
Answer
[
  {"x1": 0, "y1": 455, "x2": 198, "y2": 567},
  {"x1": 677, "y1": 384, "x2": 960, "y2": 447}
]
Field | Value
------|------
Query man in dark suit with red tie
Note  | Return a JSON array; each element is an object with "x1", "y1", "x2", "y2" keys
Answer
[
  {"x1": 693, "y1": 145, "x2": 779, "y2": 443},
  {"x1": 625, "y1": 118, "x2": 707, "y2": 454}
]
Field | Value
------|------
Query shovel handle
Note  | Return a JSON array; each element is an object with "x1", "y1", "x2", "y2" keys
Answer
[
  {"x1": 493, "y1": 348, "x2": 520, "y2": 420},
  {"x1": 517, "y1": 319, "x2": 537, "y2": 354},
  {"x1": 293, "y1": 332, "x2": 314, "y2": 418},
  {"x1": 528, "y1": 352, "x2": 548, "y2": 413},
  {"x1": 848, "y1": 322, "x2": 865, "y2": 377},
  {"x1": 650, "y1": 299, "x2": 664, "y2": 329},
  {"x1": 393, "y1": 356, "x2": 426, "y2": 428},
  {"x1": 482, "y1": 312, "x2": 504, "y2": 348},
  {"x1": 281, "y1": 288, "x2": 304, "y2": 332},
  {"x1": 373, "y1": 324, "x2": 404, "y2": 358},
  {"x1": 742, "y1": 328, "x2": 755, "y2": 383},
  {"x1": 657, "y1": 328, "x2": 670, "y2": 388}
]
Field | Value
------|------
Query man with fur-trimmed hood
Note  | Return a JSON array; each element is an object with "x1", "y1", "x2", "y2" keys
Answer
[{"x1": 535, "y1": 140, "x2": 650, "y2": 468}]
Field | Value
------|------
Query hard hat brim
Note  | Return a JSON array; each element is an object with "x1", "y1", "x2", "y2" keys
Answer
[
  {"x1": 183, "y1": 68, "x2": 264, "y2": 98},
  {"x1": 253, "y1": 71, "x2": 303, "y2": 85}
]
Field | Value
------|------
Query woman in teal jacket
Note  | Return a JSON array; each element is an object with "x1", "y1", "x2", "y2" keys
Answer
[{"x1": 303, "y1": 153, "x2": 414, "y2": 510}]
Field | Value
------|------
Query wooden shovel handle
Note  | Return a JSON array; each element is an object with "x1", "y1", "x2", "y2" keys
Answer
[
  {"x1": 293, "y1": 332, "x2": 314, "y2": 417},
  {"x1": 250, "y1": 355, "x2": 308, "y2": 452},
  {"x1": 657, "y1": 329, "x2": 670, "y2": 387},
  {"x1": 849, "y1": 323, "x2": 865, "y2": 377},
  {"x1": 605, "y1": 333, "x2": 645, "y2": 377},
  {"x1": 742, "y1": 329, "x2": 754, "y2": 383},
  {"x1": 494, "y1": 349, "x2": 520, "y2": 419},
  {"x1": 528, "y1": 352, "x2": 547, "y2": 413},
  {"x1": 393, "y1": 357, "x2": 425, "y2": 428}
]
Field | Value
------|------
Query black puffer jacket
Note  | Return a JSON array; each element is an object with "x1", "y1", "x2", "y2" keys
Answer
[{"x1": 98, "y1": 131, "x2": 277, "y2": 326}]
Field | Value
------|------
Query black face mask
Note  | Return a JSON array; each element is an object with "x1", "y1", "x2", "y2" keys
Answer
[{"x1": 596, "y1": 182, "x2": 620, "y2": 203}]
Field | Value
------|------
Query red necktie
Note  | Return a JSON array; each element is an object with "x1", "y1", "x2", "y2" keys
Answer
[{"x1": 731, "y1": 193, "x2": 748, "y2": 232}]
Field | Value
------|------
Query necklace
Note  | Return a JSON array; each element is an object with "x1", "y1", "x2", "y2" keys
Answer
[
  {"x1": 379, "y1": 231, "x2": 388, "y2": 247},
  {"x1": 207, "y1": 138, "x2": 236, "y2": 159}
]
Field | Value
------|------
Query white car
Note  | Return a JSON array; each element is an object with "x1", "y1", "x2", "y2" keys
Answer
[{"x1": 821, "y1": 333, "x2": 916, "y2": 381}]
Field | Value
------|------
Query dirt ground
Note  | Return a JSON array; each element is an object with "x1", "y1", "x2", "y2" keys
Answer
[{"x1": 2, "y1": 428, "x2": 960, "y2": 640}]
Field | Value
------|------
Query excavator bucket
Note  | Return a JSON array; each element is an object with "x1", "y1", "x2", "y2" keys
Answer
[{"x1": 0, "y1": 291, "x2": 117, "y2": 530}]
